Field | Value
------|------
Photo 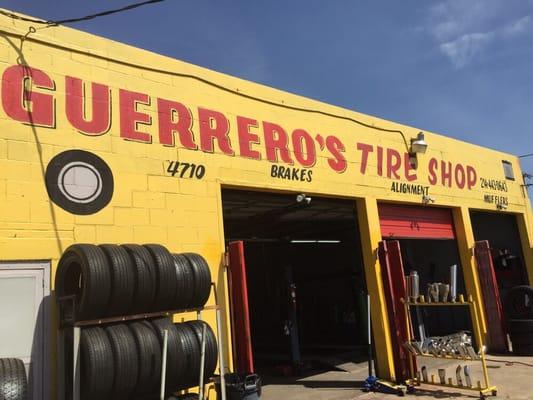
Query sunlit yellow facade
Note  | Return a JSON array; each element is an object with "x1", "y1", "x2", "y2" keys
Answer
[{"x1": 0, "y1": 9, "x2": 532, "y2": 397}]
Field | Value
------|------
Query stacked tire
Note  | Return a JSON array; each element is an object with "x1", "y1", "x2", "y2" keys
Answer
[
  {"x1": 505, "y1": 285, "x2": 533, "y2": 355},
  {"x1": 55, "y1": 244, "x2": 212, "y2": 320},
  {"x1": 80, "y1": 319, "x2": 217, "y2": 400},
  {"x1": 56, "y1": 243, "x2": 217, "y2": 400},
  {"x1": 0, "y1": 358, "x2": 27, "y2": 400}
]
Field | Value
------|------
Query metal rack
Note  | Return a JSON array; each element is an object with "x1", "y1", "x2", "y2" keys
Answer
[
  {"x1": 58, "y1": 283, "x2": 227, "y2": 400},
  {"x1": 401, "y1": 294, "x2": 497, "y2": 399}
]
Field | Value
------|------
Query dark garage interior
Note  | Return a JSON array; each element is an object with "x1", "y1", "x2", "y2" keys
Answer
[{"x1": 221, "y1": 189, "x2": 368, "y2": 376}]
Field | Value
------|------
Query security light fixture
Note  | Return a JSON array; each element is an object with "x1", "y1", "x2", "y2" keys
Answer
[
  {"x1": 411, "y1": 132, "x2": 428, "y2": 154},
  {"x1": 422, "y1": 194, "x2": 436, "y2": 204},
  {"x1": 296, "y1": 193, "x2": 311, "y2": 204}
]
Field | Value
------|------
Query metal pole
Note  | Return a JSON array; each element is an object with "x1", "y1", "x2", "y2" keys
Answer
[
  {"x1": 58, "y1": 329, "x2": 65, "y2": 400},
  {"x1": 199, "y1": 323, "x2": 207, "y2": 400},
  {"x1": 212, "y1": 282, "x2": 227, "y2": 400},
  {"x1": 367, "y1": 294, "x2": 374, "y2": 377},
  {"x1": 160, "y1": 329, "x2": 168, "y2": 400},
  {"x1": 73, "y1": 327, "x2": 81, "y2": 400}
]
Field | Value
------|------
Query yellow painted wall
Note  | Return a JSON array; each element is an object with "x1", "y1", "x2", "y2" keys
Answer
[{"x1": 0, "y1": 9, "x2": 532, "y2": 395}]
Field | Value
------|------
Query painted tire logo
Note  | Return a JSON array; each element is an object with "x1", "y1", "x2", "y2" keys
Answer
[{"x1": 45, "y1": 150, "x2": 114, "y2": 215}]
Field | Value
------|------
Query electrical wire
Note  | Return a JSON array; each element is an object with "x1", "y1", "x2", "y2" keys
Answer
[
  {"x1": 519, "y1": 153, "x2": 533, "y2": 159},
  {"x1": 0, "y1": 9, "x2": 411, "y2": 150},
  {"x1": 0, "y1": 0, "x2": 167, "y2": 27},
  {"x1": 485, "y1": 358, "x2": 533, "y2": 368}
]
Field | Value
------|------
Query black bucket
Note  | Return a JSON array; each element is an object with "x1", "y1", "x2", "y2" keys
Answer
[{"x1": 215, "y1": 373, "x2": 261, "y2": 400}]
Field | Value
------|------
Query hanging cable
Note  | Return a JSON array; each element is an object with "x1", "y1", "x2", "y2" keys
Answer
[
  {"x1": 0, "y1": 0, "x2": 168, "y2": 27},
  {"x1": 0, "y1": 9, "x2": 411, "y2": 150},
  {"x1": 519, "y1": 153, "x2": 533, "y2": 159}
]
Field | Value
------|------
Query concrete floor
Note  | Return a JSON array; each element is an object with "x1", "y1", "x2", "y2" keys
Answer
[{"x1": 259, "y1": 355, "x2": 533, "y2": 400}]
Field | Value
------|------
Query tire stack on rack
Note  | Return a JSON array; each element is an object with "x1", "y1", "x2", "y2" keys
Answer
[
  {"x1": 505, "y1": 285, "x2": 533, "y2": 355},
  {"x1": 55, "y1": 243, "x2": 218, "y2": 400},
  {"x1": 0, "y1": 358, "x2": 27, "y2": 400}
]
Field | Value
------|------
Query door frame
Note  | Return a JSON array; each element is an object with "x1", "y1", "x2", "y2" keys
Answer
[{"x1": 0, "y1": 260, "x2": 52, "y2": 400}]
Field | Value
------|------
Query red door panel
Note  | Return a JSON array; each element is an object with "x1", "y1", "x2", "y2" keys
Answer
[
  {"x1": 378, "y1": 240, "x2": 412, "y2": 381},
  {"x1": 228, "y1": 241, "x2": 254, "y2": 373},
  {"x1": 474, "y1": 240, "x2": 508, "y2": 353},
  {"x1": 378, "y1": 204, "x2": 455, "y2": 239}
]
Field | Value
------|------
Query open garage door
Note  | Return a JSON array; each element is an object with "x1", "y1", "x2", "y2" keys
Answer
[{"x1": 378, "y1": 204, "x2": 455, "y2": 240}]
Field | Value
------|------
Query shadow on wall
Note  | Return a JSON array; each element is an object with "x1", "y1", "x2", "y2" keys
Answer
[{"x1": 1, "y1": 31, "x2": 64, "y2": 256}]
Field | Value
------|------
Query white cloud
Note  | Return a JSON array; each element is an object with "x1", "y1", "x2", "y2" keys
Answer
[
  {"x1": 440, "y1": 32, "x2": 495, "y2": 69},
  {"x1": 502, "y1": 15, "x2": 532, "y2": 37},
  {"x1": 426, "y1": 1, "x2": 533, "y2": 68}
]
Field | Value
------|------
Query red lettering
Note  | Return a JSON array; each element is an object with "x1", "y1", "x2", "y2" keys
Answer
[
  {"x1": 65, "y1": 76, "x2": 110, "y2": 135},
  {"x1": 357, "y1": 142, "x2": 373, "y2": 174},
  {"x1": 455, "y1": 164, "x2": 466, "y2": 189},
  {"x1": 386, "y1": 148, "x2": 401, "y2": 179},
  {"x1": 157, "y1": 98, "x2": 196, "y2": 149},
  {"x1": 263, "y1": 121, "x2": 293, "y2": 164},
  {"x1": 198, "y1": 107, "x2": 234, "y2": 155},
  {"x1": 404, "y1": 153, "x2": 417, "y2": 182},
  {"x1": 2, "y1": 65, "x2": 55, "y2": 127},
  {"x1": 292, "y1": 129, "x2": 316, "y2": 167},
  {"x1": 467, "y1": 166, "x2": 477, "y2": 189},
  {"x1": 119, "y1": 89, "x2": 152, "y2": 143},
  {"x1": 326, "y1": 136, "x2": 347, "y2": 173},
  {"x1": 441, "y1": 161, "x2": 452, "y2": 187},
  {"x1": 428, "y1": 158, "x2": 438, "y2": 185},
  {"x1": 236, "y1": 116, "x2": 260, "y2": 160},
  {"x1": 377, "y1": 146, "x2": 384, "y2": 176}
]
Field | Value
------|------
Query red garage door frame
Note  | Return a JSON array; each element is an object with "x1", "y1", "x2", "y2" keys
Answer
[{"x1": 378, "y1": 203, "x2": 456, "y2": 240}]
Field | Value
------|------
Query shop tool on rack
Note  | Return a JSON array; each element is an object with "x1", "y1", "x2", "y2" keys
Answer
[{"x1": 401, "y1": 265, "x2": 497, "y2": 399}]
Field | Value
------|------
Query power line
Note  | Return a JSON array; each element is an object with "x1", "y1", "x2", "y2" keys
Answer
[
  {"x1": 0, "y1": 9, "x2": 411, "y2": 151},
  {"x1": 0, "y1": 0, "x2": 167, "y2": 27},
  {"x1": 519, "y1": 153, "x2": 533, "y2": 159}
]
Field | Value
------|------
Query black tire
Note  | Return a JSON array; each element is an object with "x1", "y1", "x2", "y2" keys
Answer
[
  {"x1": 0, "y1": 358, "x2": 27, "y2": 400},
  {"x1": 513, "y1": 344, "x2": 533, "y2": 355},
  {"x1": 56, "y1": 244, "x2": 111, "y2": 320},
  {"x1": 121, "y1": 244, "x2": 157, "y2": 312},
  {"x1": 182, "y1": 253, "x2": 211, "y2": 308},
  {"x1": 185, "y1": 321, "x2": 218, "y2": 381},
  {"x1": 174, "y1": 323, "x2": 202, "y2": 389},
  {"x1": 99, "y1": 244, "x2": 135, "y2": 316},
  {"x1": 80, "y1": 327, "x2": 114, "y2": 400},
  {"x1": 144, "y1": 245, "x2": 178, "y2": 311},
  {"x1": 129, "y1": 321, "x2": 162, "y2": 396},
  {"x1": 505, "y1": 285, "x2": 533, "y2": 319},
  {"x1": 507, "y1": 319, "x2": 533, "y2": 333},
  {"x1": 149, "y1": 318, "x2": 187, "y2": 392},
  {"x1": 172, "y1": 254, "x2": 195, "y2": 310},
  {"x1": 104, "y1": 324, "x2": 139, "y2": 400}
]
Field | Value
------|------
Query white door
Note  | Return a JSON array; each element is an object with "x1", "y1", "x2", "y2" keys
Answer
[{"x1": 0, "y1": 262, "x2": 50, "y2": 400}]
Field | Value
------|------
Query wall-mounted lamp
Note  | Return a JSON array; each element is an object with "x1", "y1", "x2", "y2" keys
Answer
[
  {"x1": 411, "y1": 132, "x2": 428, "y2": 154},
  {"x1": 408, "y1": 132, "x2": 428, "y2": 168}
]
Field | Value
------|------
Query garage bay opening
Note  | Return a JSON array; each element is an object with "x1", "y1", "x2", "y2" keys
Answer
[{"x1": 221, "y1": 189, "x2": 369, "y2": 394}]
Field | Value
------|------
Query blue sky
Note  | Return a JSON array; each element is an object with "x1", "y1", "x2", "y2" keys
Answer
[{"x1": 3, "y1": 0, "x2": 533, "y2": 189}]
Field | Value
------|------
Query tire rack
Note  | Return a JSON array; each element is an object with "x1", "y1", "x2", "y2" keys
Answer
[
  {"x1": 401, "y1": 294, "x2": 497, "y2": 399},
  {"x1": 58, "y1": 283, "x2": 227, "y2": 400}
]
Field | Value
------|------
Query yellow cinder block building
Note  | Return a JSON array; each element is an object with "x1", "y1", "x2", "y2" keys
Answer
[{"x1": 0, "y1": 8, "x2": 532, "y2": 400}]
